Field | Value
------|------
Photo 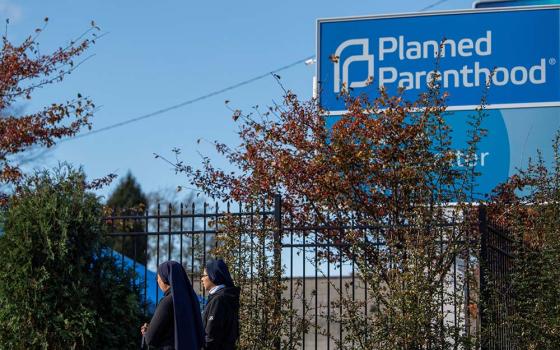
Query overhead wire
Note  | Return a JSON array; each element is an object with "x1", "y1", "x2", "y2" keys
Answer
[
  {"x1": 61, "y1": 0, "x2": 454, "y2": 143},
  {"x1": 63, "y1": 55, "x2": 314, "y2": 142},
  {"x1": 419, "y1": 0, "x2": 451, "y2": 11}
]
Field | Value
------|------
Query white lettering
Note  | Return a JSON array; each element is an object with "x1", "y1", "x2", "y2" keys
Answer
[
  {"x1": 379, "y1": 67, "x2": 397, "y2": 86},
  {"x1": 415, "y1": 71, "x2": 427, "y2": 89},
  {"x1": 510, "y1": 66, "x2": 528, "y2": 85},
  {"x1": 441, "y1": 40, "x2": 456, "y2": 58},
  {"x1": 423, "y1": 40, "x2": 439, "y2": 59},
  {"x1": 475, "y1": 31, "x2": 492, "y2": 56},
  {"x1": 480, "y1": 152, "x2": 489, "y2": 167},
  {"x1": 400, "y1": 71, "x2": 414, "y2": 89},
  {"x1": 337, "y1": 30, "x2": 549, "y2": 94},
  {"x1": 426, "y1": 70, "x2": 440, "y2": 85},
  {"x1": 376, "y1": 58, "x2": 549, "y2": 90},
  {"x1": 455, "y1": 151, "x2": 490, "y2": 167},
  {"x1": 406, "y1": 41, "x2": 422, "y2": 59},
  {"x1": 474, "y1": 62, "x2": 491, "y2": 86},
  {"x1": 456, "y1": 151, "x2": 463, "y2": 167},
  {"x1": 460, "y1": 65, "x2": 474, "y2": 87},
  {"x1": 379, "y1": 30, "x2": 492, "y2": 61},
  {"x1": 529, "y1": 58, "x2": 546, "y2": 84},
  {"x1": 379, "y1": 37, "x2": 397, "y2": 61},
  {"x1": 465, "y1": 153, "x2": 478, "y2": 167},
  {"x1": 492, "y1": 67, "x2": 509, "y2": 86},
  {"x1": 443, "y1": 69, "x2": 460, "y2": 88},
  {"x1": 376, "y1": 31, "x2": 492, "y2": 60},
  {"x1": 399, "y1": 36, "x2": 405, "y2": 60},
  {"x1": 458, "y1": 38, "x2": 474, "y2": 57}
]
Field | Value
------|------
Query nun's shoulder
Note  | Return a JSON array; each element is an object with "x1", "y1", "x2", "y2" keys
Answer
[{"x1": 159, "y1": 292, "x2": 174, "y2": 308}]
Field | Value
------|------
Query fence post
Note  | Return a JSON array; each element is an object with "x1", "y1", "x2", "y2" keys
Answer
[
  {"x1": 478, "y1": 205, "x2": 489, "y2": 350},
  {"x1": 273, "y1": 194, "x2": 282, "y2": 350}
]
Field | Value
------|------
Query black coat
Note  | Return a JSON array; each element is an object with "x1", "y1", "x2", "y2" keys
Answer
[
  {"x1": 144, "y1": 289, "x2": 175, "y2": 350},
  {"x1": 202, "y1": 286, "x2": 240, "y2": 350}
]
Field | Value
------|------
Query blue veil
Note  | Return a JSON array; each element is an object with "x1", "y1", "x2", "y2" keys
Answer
[
  {"x1": 158, "y1": 261, "x2": 204, "y2": 350},
  {"x1": 205, "y1": 259, "x2": 234, "y2": 287}
]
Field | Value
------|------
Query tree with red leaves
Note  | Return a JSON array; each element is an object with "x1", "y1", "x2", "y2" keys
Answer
[
  {"x1": 0, "y1": 18, "x2": 98, "y2": 203},
  {"x1": 161, "y1": 74, "x2": 488, "y2": 348}
]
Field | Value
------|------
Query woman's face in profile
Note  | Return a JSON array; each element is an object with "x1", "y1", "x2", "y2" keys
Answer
[
  {"x1": 157, "y1": 273, "x2": 170, "y2": 292},
  {"x1": 201, "y1": 268, "x2": 215, "y2": 292}
]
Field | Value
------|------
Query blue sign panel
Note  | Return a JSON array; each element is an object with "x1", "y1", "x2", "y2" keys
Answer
[
  {"x1": 324, "y1": 109, "x2": 511, "y2": 197},
  {"x1": 318, "y1": 7, "x2": 560, "y2": 198},
  {"x1": 318, "y1": 7, "x2": 560, "y2": 113},
  {"x1": 470, "y1": 3, "x2": 560, "y2": 194}
]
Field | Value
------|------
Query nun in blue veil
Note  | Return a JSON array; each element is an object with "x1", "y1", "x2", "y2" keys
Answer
[
  {"x1": 141, "y1": 261, "x2": 204, "y2": 350},
  {"x1": 201, "y1": 259, "x2": 240, "y2": 350}
]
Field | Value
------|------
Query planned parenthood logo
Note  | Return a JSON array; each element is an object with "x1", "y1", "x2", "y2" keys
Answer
[
  {"x1": 318, "y1": 7, "x2": 560, "y2": 112},
  {"x1": 333, "y1": 31, "x2": 547, "y2": 93},
  {"x1": 333, "y1": 39, "x2": 374, "y2": 93}
]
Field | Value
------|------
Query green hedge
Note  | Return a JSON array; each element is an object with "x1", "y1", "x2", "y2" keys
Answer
[{"x1": 0, "y1": 166, "x2": 142, "y2": 349}]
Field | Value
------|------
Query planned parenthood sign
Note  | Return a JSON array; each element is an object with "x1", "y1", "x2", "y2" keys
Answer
[{"x1": 317, "y1": 6, "x2": 560, "y2": 113}]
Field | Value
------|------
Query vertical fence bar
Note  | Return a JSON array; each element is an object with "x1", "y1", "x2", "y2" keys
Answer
[
  {"x1": 144, "y1": 209, "x2": 148, "y2": 316},
  {"x1": 156, "y1": 204, "x2": 161, "y2": 304},
  {"x1": 133, "y1": 231, "x2": 137, "y2": 286},
  {"x1": 168, "y1": 204, "x2": 172, "y2": 261},
  {"x1": 260, "y1": 198, "x2": 267, "y2": 346},
  {"x1": 464, "y1": 207, "x2": 473, "y2": 348},
  {"x1": 302, "y1": 231, "x2": 306, "y2": 350},
  {"x1": 327, "y1": 231, "x2": 331, "y2": 350},
  {"x1": 348, "y1": 214, "x2": 355, "y2": 349},
  {"x1": 180, "y1": 203, "x2": 184, "y2": 266},
  {"x1": 314, "y1": 229, "x2": 318, "y2": 350},
  {"x1": 191, "y1": 202, "x2": 196, "y2": 293},
  {"x1": 120, "y1": 213, "x2": 125, "y2": 274},
  {"x1": 289, "y1": 215, "x2": 294, "y2": 348},
  {"x1": 250, "y1": 203, "x2": 254, "y2": 323},
  {"x1": 203, "y1": 202, "x2": 208, "y2": 299},
  {"x1": 452, "y1": 218, "x2": 458, "y2": 346},
  {"x1": 351, "y1": 253, "x2": 356, "y2": 348},
  {"x1": 216, "y1": 201, "x2": 221, "y2": 251},
  {"x1": 339, "y1": 229, "x2": 343, "y2": 347},
  {"x1": 121, "y1": 234, "x2": 125, "y2": 274},
  {"x1": 453, "y1": 249, "x2": 458, "y2": 345},
  {"x1": 234, "y1": 202, "x2": 240, "y2": 275},
  {"x1": 273, "y1": 194, "x2": 282, "y2": 350},
  {"x1": 479, "y1": 206, "x2": 488, "y2": 350},
  {"x1": 439, "y1": 222, "x2": 445, "y2": 347},
  {"x1": 364, "y1": 228, "x2": 369, "y2": 342}
]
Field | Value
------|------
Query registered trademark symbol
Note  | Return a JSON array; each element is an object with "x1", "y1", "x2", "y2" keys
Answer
[{"x1": 549, "y1": 58, "x2": 557, "y2": 65}]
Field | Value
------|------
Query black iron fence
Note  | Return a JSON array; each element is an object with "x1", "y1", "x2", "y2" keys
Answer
[
  {"x1": 479, "y1": 207, "x2": 515, "y2": 350},
  {"x1": 105, "y1": 197, "x2": 514, "y2": 349},
  {"x1": 105, "y1": 201, "x2": 276, "y2": 315},
  {"x1": 280, "y1": 217, "x2": 475, "y2": 348}
]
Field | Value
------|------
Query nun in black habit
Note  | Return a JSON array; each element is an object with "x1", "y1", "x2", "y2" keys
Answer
[
  {"x1": 141, "y1": 261, "x2": 205, "y2": 350},
  {"x1": 201, "y1": 259, "x2": 240, "y2": 350}
]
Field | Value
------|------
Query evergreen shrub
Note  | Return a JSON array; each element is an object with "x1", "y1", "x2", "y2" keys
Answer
[{"x1": 0, "y1": 166, "x2": 142, "y2": 349}]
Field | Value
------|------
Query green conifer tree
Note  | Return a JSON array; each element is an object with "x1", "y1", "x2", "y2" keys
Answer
[{"x1": 107, "y1": 171, "x2": 148, "y2": 264}]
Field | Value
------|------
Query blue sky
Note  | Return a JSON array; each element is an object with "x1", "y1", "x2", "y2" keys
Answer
[{"x1": 4, "y1": 0, "x2": 475, "y2": 201}]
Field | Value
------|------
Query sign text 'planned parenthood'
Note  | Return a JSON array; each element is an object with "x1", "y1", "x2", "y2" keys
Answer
[{"x1": 318, "y1": 7, "x2": 560, "y2": 113}]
